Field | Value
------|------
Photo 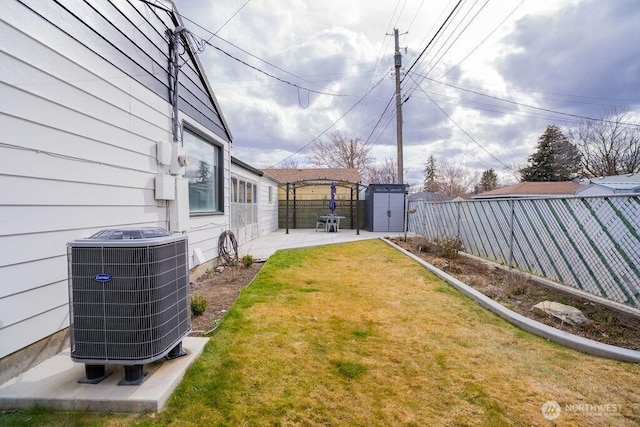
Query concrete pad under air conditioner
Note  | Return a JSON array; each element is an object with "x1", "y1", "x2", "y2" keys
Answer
[{"x1": 0, "y1": 337, "x2": 208, "y2": 413}]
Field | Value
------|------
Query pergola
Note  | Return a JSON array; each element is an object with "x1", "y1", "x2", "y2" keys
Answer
[{"x1": 279, "y1": 178, "x2": 364, "y2": 234}]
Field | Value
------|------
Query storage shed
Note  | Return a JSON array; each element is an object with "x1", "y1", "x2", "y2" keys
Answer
[{"x1": 365, "y1": 184, "x2": 408, "y2": 232}]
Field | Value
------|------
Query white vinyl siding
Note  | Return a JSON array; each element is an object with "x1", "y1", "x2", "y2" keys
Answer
[
  {"x1": 0, "y1": 2, "x2": 233, "y2": 359},
  {"x1": 230, "y1": 162, "x2": 279, "y2": 245},
  {"x1": 0, "y1": 23, "x2": 169, "y2": 357}
]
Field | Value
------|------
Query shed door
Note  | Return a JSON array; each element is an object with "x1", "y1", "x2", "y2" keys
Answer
[{"x1": 373, "y1": 191, "x2": 405, "y2": 232}]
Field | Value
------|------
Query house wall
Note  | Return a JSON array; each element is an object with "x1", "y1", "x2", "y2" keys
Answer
[
  {"x1": 230, "y1": 163, "x2": 278, "y2": 245},
  {"x1": 0, "y1": 1, "x2": 234, "y2": 366},
  {"x1": 259, "y1": 177, "x2": 279, "y2": 236}
]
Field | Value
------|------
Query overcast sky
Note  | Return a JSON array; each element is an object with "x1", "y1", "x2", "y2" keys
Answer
[{"x1": 172, "y1": 0, "x2": 640, "y2": 188}]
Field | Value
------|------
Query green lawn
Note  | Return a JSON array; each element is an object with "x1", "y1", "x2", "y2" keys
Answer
[{"x1": 2, "y1": 240, "x2": 639, "y2": 426}]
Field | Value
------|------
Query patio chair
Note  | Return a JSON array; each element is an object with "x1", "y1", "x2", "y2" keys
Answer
[
  {"x1": 326, "y1": 214, "x2": 340, "y2": 232},
  {"x1": 315, "y1": 214, "x2": 327, "y2": 232}
]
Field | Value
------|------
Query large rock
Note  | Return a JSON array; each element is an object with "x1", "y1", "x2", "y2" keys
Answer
[{"x1": 532, "y1": 301, "x2": 591, "y2": 326}]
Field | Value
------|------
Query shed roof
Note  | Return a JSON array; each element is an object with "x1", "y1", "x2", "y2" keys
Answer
[{"x1": 262, "y1": 168, "x2": 361, "y2": 184}]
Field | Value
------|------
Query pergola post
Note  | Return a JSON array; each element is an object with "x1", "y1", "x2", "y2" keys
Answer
[{"x1": 285, "y1": 182, "x2": 290, "y2": 234}]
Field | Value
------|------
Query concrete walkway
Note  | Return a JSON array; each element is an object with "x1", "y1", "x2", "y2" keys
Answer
[
  {"x1": 239, "y1": 228, "x2": 411, "y2": 260},
  {"x1": 0, "y1": 228, "x2": 409, "y2": 414}
]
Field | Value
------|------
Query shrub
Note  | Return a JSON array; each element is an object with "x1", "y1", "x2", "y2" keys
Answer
[
  {"x1": 241, "y1": 254, "x2": 254, "y2": 267},
  {"x1": 190, "y1": 294, "x2": 207, "y2": 316},
  {"x1": 433, "y1": 237, "x2": 463, "y2": 259}
]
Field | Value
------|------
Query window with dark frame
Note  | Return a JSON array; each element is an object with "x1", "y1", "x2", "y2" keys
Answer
[{"x1": 182, "y1": 127, "x2": 223, "y2": 214}]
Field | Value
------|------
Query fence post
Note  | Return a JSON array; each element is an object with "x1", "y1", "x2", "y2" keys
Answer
[
  {"x1": 456, "y1": 201, "x2": 461, "y2": 240},
  {"x1": 509, "y1": 199, "x2": 514, "y2": 269}
]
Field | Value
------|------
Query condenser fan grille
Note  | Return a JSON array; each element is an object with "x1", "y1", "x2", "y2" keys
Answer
[{"x1": 67, "y1": 232, "x2": 190, "y2": 365}]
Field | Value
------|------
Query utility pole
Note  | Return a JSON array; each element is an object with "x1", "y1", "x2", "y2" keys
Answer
[{"x1": 393, "y1": 28, "x2": 404, "y2": 184}]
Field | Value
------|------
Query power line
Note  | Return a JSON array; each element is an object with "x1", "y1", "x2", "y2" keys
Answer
[
  {"x1": 175, "y1": 12, "x2": 349, "y2": 97},
  {"x1": 405, "y1": 0, "x2": 426, "y2": 34},
  {"x1": 268, "y1": 76, "x2": 388, "y2": 168},
  {"x1": 364, "y1": 93, "x2": 397, "y2": 146},
  {"x1": 403, "y1": 0, "x2": 464, "y2": 81},
  {"x1": 408, "y1": 75, "x2": 519, "y2": 178},
  {"x1": 195, "y1": 35, "x2": 349, "y2": 98},
  {"x1": 422, "y1": 0, "x2": 490, "y2": 79},
  {"x1": 213, "y1": 0, "x2": 251, "y2": 35},
  {"x1": 441, "y1": 0, "x2": 525, "y2": 78},
  {"x1": 413, "y1": 74, "x2": 640, "y2": 127}
]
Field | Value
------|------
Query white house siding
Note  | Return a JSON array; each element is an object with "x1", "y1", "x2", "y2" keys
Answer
[
  {"x1": 259, "y1": 177, "x2": 279, "y2": 237},
  {"x1": 229, "y1": 159, "x2": 279, "y2": 248},
  {"x1": 0, "y1": 1, "x2": 233, "y2": 361}
]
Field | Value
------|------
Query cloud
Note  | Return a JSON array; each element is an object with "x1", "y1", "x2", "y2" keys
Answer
[
  {"x1": 173, "y1": 0, "x2": 640, "y2": 188},
  {"x1": 497, "y1": 0, "x2": 640, "y2": 117}
]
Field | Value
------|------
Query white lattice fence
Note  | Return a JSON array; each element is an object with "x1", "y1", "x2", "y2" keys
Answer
[{"x1": 408, "y1": 195, "x2": 640, "y2": 309}]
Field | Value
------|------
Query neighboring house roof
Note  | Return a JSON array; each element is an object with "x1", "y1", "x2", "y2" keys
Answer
[
  {"x1": 587, "y1": 172, "x2": 640, "y2": 185},
  {"x1": 576, "y1": 172, "x2": 640, "y2": 194},
  {"x1": 408, "y1": 191, "x2": 452, "y2": 201},
  {"x1": 262, "y1": 168, "x2": 361, "y2": 184},
  {"x1": 231, "y1": 157, "x2": 263, "y2": 176},
  {"x1": 472, "y1": 181, "x2": 584, "y2": 199}
]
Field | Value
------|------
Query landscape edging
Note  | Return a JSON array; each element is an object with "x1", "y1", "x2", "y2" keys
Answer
[{"x1": 383, "y1": 238, "x2": 640, "y2": 364}]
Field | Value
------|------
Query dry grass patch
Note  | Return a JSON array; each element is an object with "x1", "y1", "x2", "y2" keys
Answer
[
  {"x1": 4, "y1": 240, "x2": 639, "y2": 426},
  {"x1": 160, "y1": 240, "x2": 640, "y2": 426}
]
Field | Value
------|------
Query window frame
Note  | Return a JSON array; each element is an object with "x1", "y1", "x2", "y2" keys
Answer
[{"x1": 182, "y1": 124, "x2": 224, "y2": 216}]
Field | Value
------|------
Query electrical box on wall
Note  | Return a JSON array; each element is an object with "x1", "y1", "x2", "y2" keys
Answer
[
  {"x1": 155, "y1": 174, "x2": 175, "y2": 200},
  {"x1": 157, "y1": 141, "x2": 172, "y2": 166},
  {"x1": 169, "y1": 177, "x2": 189, "y2": 232}
]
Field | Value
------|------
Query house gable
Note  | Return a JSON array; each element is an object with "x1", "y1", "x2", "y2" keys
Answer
[{"x1": 17, "y1": 0, "x2": 231, "y2": 143}]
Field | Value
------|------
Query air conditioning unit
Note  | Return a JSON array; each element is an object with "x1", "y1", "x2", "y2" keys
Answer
[{"x1": 67, "y1": 227, "x2": 191, "y2": 385}]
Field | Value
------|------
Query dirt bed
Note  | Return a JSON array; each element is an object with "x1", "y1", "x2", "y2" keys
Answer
[
  {"x1": 189, "y1": 262, "x2": 263, "y2": 334},
  {"x1": 390, "y1": 237, "x2": 640, "y2": 351}
]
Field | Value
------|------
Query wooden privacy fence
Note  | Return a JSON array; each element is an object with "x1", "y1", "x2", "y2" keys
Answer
[
  {"x1": 278, "y1": 199, "x2": 366, "y2": 230},
  {"x1": 408, "y1": 195, "x2": 640, "y2": 309}
]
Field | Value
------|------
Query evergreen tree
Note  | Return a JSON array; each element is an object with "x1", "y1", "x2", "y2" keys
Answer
[
  {"x1": 197, "y1": 160, "x2": 211, "y2": 183},
  {"x1": 478, "y1": 168, "x2": 499, "y2": 192},
  {"x1": 521, "y1": 125, "x2": 581, "y2": 181},
  {"x1": 423, "y1": 155, "x2": 439, "y2": 192}
]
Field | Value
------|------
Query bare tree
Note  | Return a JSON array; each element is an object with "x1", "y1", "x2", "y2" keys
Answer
[
  {"x1": 309, "y1": 131, "x2": 374, "y2": 176},
  {"x1": 567, "y1": 106, "x2": 640, "y2": 176},
  {"x1": 279, "y1": 158, "x2": 302, "y2": 169},
  {"x1": 366, "y1": 157, "x2": 398, "y2": 184},
  {"x1": 438, "y1": 157, "x2": 477, "y2": 198}
]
